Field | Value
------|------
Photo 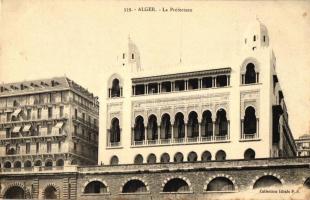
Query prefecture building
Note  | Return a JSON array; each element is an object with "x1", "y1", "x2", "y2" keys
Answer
[
  {"x1": 99, "y1": 19, "x2": 296, "y2": 165},
  {"x1": 0, "y1": 77, "x2": 99, "y2": 168}
]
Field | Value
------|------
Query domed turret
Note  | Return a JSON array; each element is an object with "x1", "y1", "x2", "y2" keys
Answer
[
  {"x1": 243, "y1": 18, "x2": 269, "y2": 51},
  {"x1": 119, "y1": 36, "x2": 141, "y2": 72}
]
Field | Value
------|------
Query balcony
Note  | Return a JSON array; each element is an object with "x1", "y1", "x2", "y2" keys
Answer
[
  {"x1": 0, "y1": 114, "x2": 69, "y2": 125},
  {"x1": 131, "y1": 135, "x2": 230, "y2": 147},
  {"x1": 239, "y1": 133, "x2": 260, "y2": 142},
  {"x1": 72, "y1": 116, "x2": 98, "y2": 131},
  {"x1": 0, "y1": 165, "x2": 78, "y2": 174}
]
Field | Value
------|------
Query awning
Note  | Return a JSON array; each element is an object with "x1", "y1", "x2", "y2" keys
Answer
[
  {"x1": 12, "y1": 126, "x2": 22, "y2": 133},
  {"x1": 55, "y1": 122, "x2": 64, "y2": 129},
  {"x1": 12, "y1": 109, "x2": 22, "y2": 117},
  {"x1": 23, "y1": 124, "x2": 32, "y2": 132}
]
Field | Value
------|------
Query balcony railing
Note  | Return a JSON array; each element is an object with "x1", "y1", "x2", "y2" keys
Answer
[
  {"x1": 240, "y1": 133, "x2": 258, "y2": 140},
  {"x1": 131, "y1": 135, "x2": 230, "y2": 147},
  {"x1": 0, "y1": 114, "x2": 69, "y2": 124},
  {"x1": 107, "y1": 142, "x2": 121, "y2": 147}
]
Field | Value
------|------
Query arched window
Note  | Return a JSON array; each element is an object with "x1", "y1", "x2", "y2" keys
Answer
[
  {"x1": 160, "y1": 153, "x2": 170, "y2": 163},
  {"x1": 44, "y1": 186, "x2": 58, "y2": 199},
  {"x1": 45, "y1": 159, "x2": 53, "y2": 167},
  {"x1": 215, "y1": 109, "x2": 228, "y2": 137},
  {"x1": 244, "y1": 148, "x2": 256, "y2": 160},
  {"x1": 24, "y1": 160, "x2": 32, "y2": 168},
  {"x1": 201, "y1": 110, "x2": 213, "y2": 138},
  {"x1": 174, "y1": 113, "x2": 185, "y2": 139},
  {"x1": 206, "y1": 177, "x2": 235, "y2": 191},
  {"x1": 14, "y1": 161, "x2": 21, "y2": 168},
  {"x1": 244, "y1": 63, "x2": 257, "y2": 84},
  {"x1": 253, "y1": 176, "x2": 282, "y2": 189},
  {"x1": 111, "y1": 79, "x2": 121, "y2": 97},
  {"x1": 34, "y1": 160, "x2": 42, "y2": 166},
  {"x1": 110, "y1": 156, "x2": 119, "y2": 165},
  {"x1": 215, "y1": 150, "x2": 226, "y2": 161},
  {"x1": 201, "y1": 151, "x2": 212, "y2": 161},
  {"x1": 174, "y1": 152, "x2": 184, "y2": 163},
  {"x1": 187, "y1": 151, "x2": 198, "y2": 162},
  {"x1": 4, "y1": 161, "x2": 11, "y2": 168},
  {"x1": 304, "y1": 178, "x2": 310, "y2": 189},
  {"x1": 147, "y1": 115, "x2": 158, "y2": 140},
  {"x1": 134, "y1": 154, "x2": 143, "y2": 164},
  {"x1": 163, "y1": 178, "x2": 190, "y2": 192},
  {"x1": 244, "y1": 107, "x2": 257, "y2": 135},
  {"x1": 187, "y1": 111, "x2": 199, "y2": 138},
  {"x1": 160, "y1": 114, "x2": 171, "y2": 139},
  {"x1": 110, "y1": 118, "x2": 120, "y2": 143},
  {"x1": 84, "y1": 181, "x2": 107, "y2": 193},
  {"x1": 134, "y1": 116, "x2": 145, "y2": 142},
  {"x1": 4, "y1": 186, "x2": 25, "y2": 199},
  {"x1": 147, "y1": 154, "x2": 156, "y2": 164},
  {"x1": 56, "y1": 159, "x2": 64, "y2": 166},
  {"x1": 122, "y1": 180, "x2": 147, "y2": 193}
]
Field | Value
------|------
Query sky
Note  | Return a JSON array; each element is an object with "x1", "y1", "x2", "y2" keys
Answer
[{"x1": 0, "y1": 0, "x2": 309, "y2": 138}]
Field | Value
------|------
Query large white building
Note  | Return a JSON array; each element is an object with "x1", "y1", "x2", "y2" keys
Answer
[{"x1": 98, "y1": 19, "x2": 296, "y2": 165}]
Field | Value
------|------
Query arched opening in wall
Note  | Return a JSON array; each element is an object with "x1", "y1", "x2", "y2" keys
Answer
[
  {"x1": 253, "y1": 176, "x2": 282, "y2": 189},
  {"x1": 84, "y1": 181, "x2": 107, "y2": 193},
  {"x1": 201, "y1": 151, "x2": 212, "y2": 161},
  {"x1": 110, "y1": 156, "x2": 119, "y2": 165},
  {"x1": 201, "y1": 110, "x2": 213, "y2": 138},
  {"x1": 122, "y1": 179, "x2": 147, "y2": 193},
  {"x1": 174, "y1": 152, "x2": 184, "y2": 163},
  {"x1": 44, "y1": 186, "x2": 58, "y2": 199},
  {"x1": 163, "y1": 178, "x2": 190, "y2": 192},
  {"x1": 215, "y1": 150, "x2": 226, "y2": 161},
  {"x1": 134, "y1": 116, "x2": 145, "y2": 142},
  {"x1": 202, "y1": 77, "x2": 213, "y2": 88},
  {"x1": 110, "y1": 118, "x2": 120, "y2": 144},
  {"x1": 148, "y1": 83, "x2": 158, "y2": 94},
  {"x1": 304, "y1": 178, "x2": 310, "y2": 189},
  {"x1": 147, "y1": 115, "x2": 158, "y2": 141},
  {"x1": 216, "y1": 75, "x2": 228, "y2": 87},
  {"x1": 14, "y1": 161, "x2": 21, "y2": 168},
  {"x1": 244, "y1": 148, "x2": 256, "y2": 160},
  {"x1": 188, "y1": 78, "x2": 198, "y2": 90},
  {"x1": 111, "y1": 78, "x2": 120, "y2": 97},
  {"x1": 206, "y1": 177, "x2": 235, "y2": 191},
  {"x1": 174, "y1": 113, "x2": 185, "y2": 139},
  {"x1": 134, "y1": 154, "x2": 143, "y2": 164},
  {"x1": 34, "y1": 160, "x2": 42, "y2": 167},
  {"x1": 160, "y1": 114, "x2": 171, "y2": 139},
  {"x1": 174, "y1": 80, "x2": 185, "y2": 91},
  {"x1": 147, "y1": 154, "x2": 156, "y2": 164},
  {"x1": 4, "y1": 161, "x2": 11, "y2": 168},
  {"x1": 160, "y1": 153, "x2": 170, "y2": 163},
  {"x1": 24, "y1": 160, "x2": 32, "y2": 168},
  {"x1": 45, "y1": 159, "x2": 53, "y2": 167},
  {"x1": 4, "y1": 186, "x2": 25, "y2": 199},
  {"x1": 161, "y1": 81, "x2": 171, "y2": 93},
  {"x1": 244, "y1": 106, "x2": 257, "y2": 136},
  {"x1": 187, "y1": 111, "x2": 199, "y2": 138},
  {"x1": 187, "y1": 151, "x2": 198, "y2": 162},
  {"x1": 244, "y1": 63, "x2": 257, "y2": 84},
  {"x1": 71, "y1": 159, "x2": 78, "y2": 165},
  {"x1": 215, "y1": 109, "x2": 228, "y2": 138},
  {"x1": 56, "y1": 159, "x2": 64, "y2": 166}
]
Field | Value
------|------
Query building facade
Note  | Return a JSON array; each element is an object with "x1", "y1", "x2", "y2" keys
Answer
[
  {"x1": 99, "y1": 19, "x2": 296, "y2": 165},
  {"x1": 0, "y1": 77, "x2": 99, "y2": 168},
  {"x1": 296, "y1": 134, "x2": 310, "y2": 156}
]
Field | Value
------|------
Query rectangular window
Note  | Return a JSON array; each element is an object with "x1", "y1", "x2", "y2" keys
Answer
[
  {"x1": 6, "y1": 113, "x2": 11, "y2": 122},
  {"x1": 48, "y1": 107, "x2": 53, "y2": 118},
  {"x1": 27, "y1": 109, "x2": 31, "y2": 120},
  {"x1": 36, "y1": 142, "x2": 39, "y2": 153},
  {"x1": 74, "y1": 109, "x2": 78, "y2": 119},
  {"x1": 58, "y1": 141, "x2": 62, "y2": 152},
  {"x1": 26, "y1": 143, "x2": 30, "y2": 154},
  {"x1": 37, "y1": 108, "x2": 42, "y2": 119},
  {"x1": 47, "y1": 142, "x2": 51, "y2": 153},
  {"x1": 47, "y1": 124, "x2": 52, "y2": 135},
  {"x1": 36, "y1": 125, "x2": 40, "y2": 136},
  {"x1": 82, "y1": 113, "x2": 85, "y2": 122},
  {"x1": 60, "y1": 106, "x2": 64, "y2": 117},
  {"x1": 74, "y1": 142, "x2": 77, "y2": 151},
  {"x1": 74, "y1": 125, "x2": 77, "y2": 136}
]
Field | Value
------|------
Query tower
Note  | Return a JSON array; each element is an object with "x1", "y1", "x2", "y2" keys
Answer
[
  {"x1": 243, "y1": 18, "x2": 269, "y2": 51},
  {"x1": 120, "y1": 36, "x2": 141, "y2": 72}
]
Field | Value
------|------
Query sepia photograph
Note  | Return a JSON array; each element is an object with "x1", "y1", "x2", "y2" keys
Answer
[{"x1": 0, "y1": 0, "x2": 309, "y2": 199}]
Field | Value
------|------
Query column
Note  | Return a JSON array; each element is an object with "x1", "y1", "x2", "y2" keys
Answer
[
  {"x1": 227, "y1": 75, "x2": 230, "y2": 86},
  {"x1": 132, "y1": 86, "x2": 136, "y2": 96},
  {"x1": 120, "y1": 88, "x2": 123, "y2": 97},
  {"x1": 144, "y1": 126, "x2": 148, "y2": 145},
  {"x1": 256, "y1": 73, "x2": 259, "y2": 83},
  {"x1": 184, "y1": 123, "x2": 187, "y2": 142},
  {"x1": 256, "y1": 118, "x2": 259, "y2": 138},
  {"x1": 241, "y1": 119, "x2": 244, "y2": 139},
  {"x1": 212, "y1": 121, "x2": 215, "y2": 140},
  {"x1": 227, "y1": 120, "x2": 230, "y2": 140},
  {"x1": 242, "y1": 75, "x2": 245, "y2": 84},
  {"x1": 108, "y1": 89, "x2": 111, "y2": 98},
  {"x1": 171, "y1": 122, "x2": 174, "y2": 143},
  {"x1": 158, "y1": 83, "x2": 161, "y2": 93},
  {"x1": 131, "y1": 127, "x2": 134, "y2": 146},
  {"x1": 185, "y1": 80, "x2": 188, "y2": 91},
  {"x1": 171, "y1": 82, "x2": 175, "y2": 92},
  {"x1": 212, "y1": 77, "x2": 216, "y2": 88},
  {"x1": 199, "y1": 78, "x2": 202, "y2": 89},
  {"x1": 198, "y1": 122, "x2": 202, "y2": 141},
  {"x1": 157, "y1": 126, "x2": 161, "y2": 143}
]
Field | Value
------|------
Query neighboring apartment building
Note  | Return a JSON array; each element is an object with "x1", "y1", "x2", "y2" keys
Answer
[
  {"x1": 99, "y1": 19, "x2": 296, "y2": 165},
  {"x1": 0, "y1": 77, "x2": 99, "y2": 169},
  {"x1": 296, "y1": 134, "x2": 310, "y2": 156}
]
